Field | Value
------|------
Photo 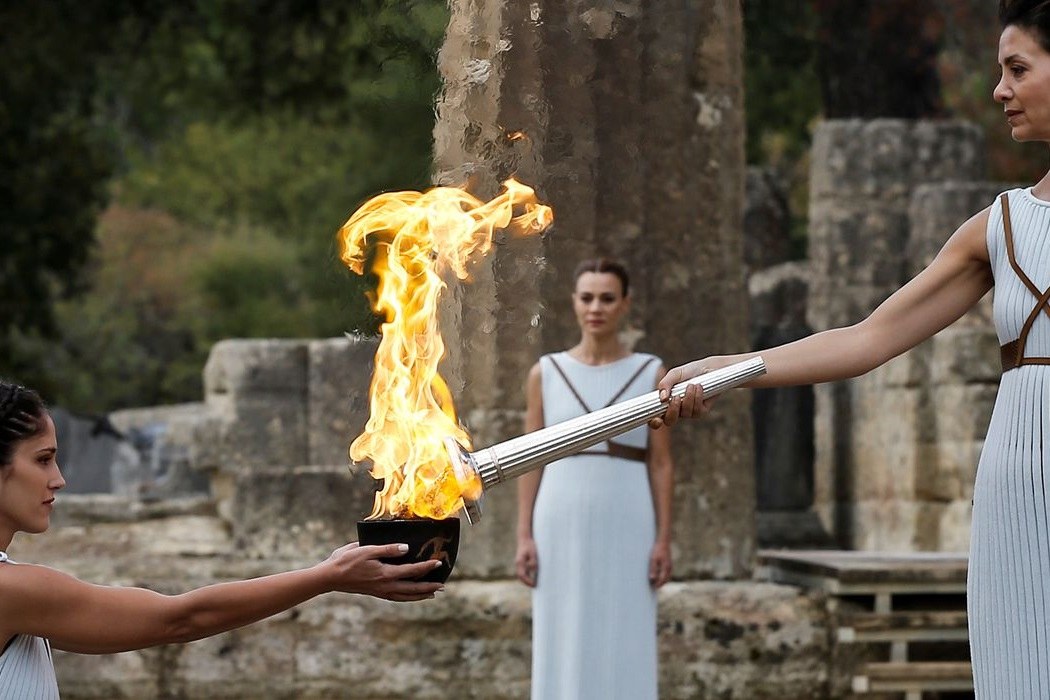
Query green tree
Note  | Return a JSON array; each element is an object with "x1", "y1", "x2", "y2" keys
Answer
[
  {"x1": 0, "y1": 0, "x2": 450, "y2": 411},
  {"x1": 0, "y1": 2, "x2": 123, "y2": 382},
  {"x1": 743, "y1": 0, "x2": 822, "y2": 166}
]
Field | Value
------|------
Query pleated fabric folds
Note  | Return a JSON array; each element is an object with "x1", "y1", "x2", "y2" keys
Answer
[
  {"x1": 0, "y1": 555, "x2": 60, "y2": 700},
  {"x1": 530, "y1": 353, "x2": 661, "y2": 700},
  {"x1": 970, "y1": 189, "x2": 1050, "y2": 698}
]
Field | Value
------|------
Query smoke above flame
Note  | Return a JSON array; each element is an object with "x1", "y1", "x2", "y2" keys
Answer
[{"x1": 338, "y1": 179, "x2": 553, "y2": 520}]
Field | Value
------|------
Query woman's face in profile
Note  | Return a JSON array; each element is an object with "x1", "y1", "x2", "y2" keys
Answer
[
  {"x1": 995, "y1": 24, "x2": 1050, "y2": 142},
  {"x1": 572, "y1": 271, "x2": 630, "y2": 337},
  {"x1": 0, "y1": 414, "x2": 63, "y2": 538}
]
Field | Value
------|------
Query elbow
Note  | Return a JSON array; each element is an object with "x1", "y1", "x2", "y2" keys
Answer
[
  {"x1": 843, "y1": 321, "x2": 897, "y2": 378},
  {"x1": 166, "y1": 622, "x2": 200, "y2": 646},
  {"x1": 160, "y1": 594, "x2": 207, "y2": 645}
]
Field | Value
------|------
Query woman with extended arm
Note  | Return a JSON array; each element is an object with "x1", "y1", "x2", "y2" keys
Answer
[
  {"x1": 0, "y1": 382, "x2": 441, "y2": 697},
  {"x1": 654, "y1": 3, "x2": 1050, "y2": 696}
]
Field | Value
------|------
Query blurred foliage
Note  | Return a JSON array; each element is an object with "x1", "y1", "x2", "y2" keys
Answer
[
  {"x1": 0, "y1": 2, "x2": 126, "y2": 376},
  {"x1": 1, "y1": 0, "x2": 448, "y2": 412},
  {"x1": 742, "y1": 1, "x2": 821, "y2": 253},
  {"x1": 9, "y1": 0, "x2": 1050, "y2": 412},
  {"x1": 743, "y1": 1, "x2": 822, "y2": 168},
  {"x1": 813, "y1": 0, "x2": 944, "y2": 119},
  {"x1": 744, "y1": 0, "x2": 1050, "y2": 260}
]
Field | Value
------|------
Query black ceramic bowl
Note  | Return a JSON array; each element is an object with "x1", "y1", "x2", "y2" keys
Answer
[{"x1": 357, "y1": 517, "x2": 460, "y2": 583}]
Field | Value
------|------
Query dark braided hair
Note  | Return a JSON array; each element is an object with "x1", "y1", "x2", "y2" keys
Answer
[
  {"x1": 1000, "y1": 0, "x2": 1050, "y2": 51},
  {"x1": 0, "y1": 381, "x2": 48, "y2": 467}
]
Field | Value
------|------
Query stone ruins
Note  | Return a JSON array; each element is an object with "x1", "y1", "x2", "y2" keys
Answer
[{"x1": 18, "y1": 1, "x2": 1011, "y2": 696}]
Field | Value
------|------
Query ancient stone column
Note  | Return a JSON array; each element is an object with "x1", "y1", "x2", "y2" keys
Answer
[
  {"x1": 433, "y1": 0, "x2": 752, "y2": 578},
  {"x1": 806, "y1": 119, "x2": 990, "y2": 549}
]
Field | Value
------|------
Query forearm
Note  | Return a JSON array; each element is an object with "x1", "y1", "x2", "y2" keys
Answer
[
  {"x1": 32, "y1": 544, "x2": 436, "y2": 655},
  {"x1": 649, "y1": 463, "x2": 673, "y2": 544},
  {"x1": 707, "y1": 322, "x2": 886, "y2": 390},
  {"x1": 167, "y1": 565, "x2": 331, "y2": 644},
  {"x1": 517, "y1": 470, "x2": 542, "y2": 539}
]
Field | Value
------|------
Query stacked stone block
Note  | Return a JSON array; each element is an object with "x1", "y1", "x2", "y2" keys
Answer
[{"x1": 807, "y1": 119, "x2": 1001, "y2": 550}]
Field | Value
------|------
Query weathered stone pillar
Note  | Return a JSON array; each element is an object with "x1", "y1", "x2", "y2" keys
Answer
[
  {"x1": 434, "y1": 0, "x2": 751, "y2": 578},
  {"x1": 807, "y1": 120, "x2": 992, "y2": 549}
]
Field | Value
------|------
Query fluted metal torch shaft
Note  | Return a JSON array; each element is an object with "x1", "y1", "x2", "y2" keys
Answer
[{"x1": 446, "y1": 356, "x2": 765, "y2": 523}]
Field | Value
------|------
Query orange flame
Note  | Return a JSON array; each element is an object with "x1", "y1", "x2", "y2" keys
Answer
[{"x1": 338, "y1": 179, "x2": 553, "y2": 520}]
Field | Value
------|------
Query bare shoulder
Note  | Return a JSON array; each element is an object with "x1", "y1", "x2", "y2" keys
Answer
[
  {"x1": 0, "y1": 563, "x2": 82, "y2": 634},
  {"x1": 0, "y1": 562, "x2": 83, "y2": 600},
  {"x1": 524, "y1": 361, "x2": 543, "y2": 401},
  {"x1": 526, "y1": 361, "x2": 543, "y2": 390},
  {"x1": 946, "y1": 205, "x2": 993, "y2": 264}
]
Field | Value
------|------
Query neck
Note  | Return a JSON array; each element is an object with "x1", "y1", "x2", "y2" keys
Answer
[
  {"x1": 1033, "y1": 172, "x2": 1050, "y2": 201},
  {"x1": 571, "y1": 335, "x2": 628, "y2": 365}
]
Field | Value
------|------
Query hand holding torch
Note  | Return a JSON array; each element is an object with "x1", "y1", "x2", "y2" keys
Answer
[{"x1": 446, "y1": 356, "x2": 766, "y2": 523}]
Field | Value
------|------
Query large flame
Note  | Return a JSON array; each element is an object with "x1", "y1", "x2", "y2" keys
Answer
[{"x1": 338, "y1": 178, "x2": 553, "y2": 520}]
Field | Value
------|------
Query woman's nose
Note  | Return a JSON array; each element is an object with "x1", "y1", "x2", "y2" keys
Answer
[
  {"x1": 51, "y1": 465, "x2": 66, "y2": 490},
  {"x1": 993, "y1": 76, "x2": 1010, "y2": 103}
]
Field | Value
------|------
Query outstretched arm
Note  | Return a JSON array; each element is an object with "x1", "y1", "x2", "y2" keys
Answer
[
  {"x1": 655, "y1": 205, "x2": 994, "y2": 425},
  {"x1": 0, "y1": 542, "x2": 441, "y2": 654}
]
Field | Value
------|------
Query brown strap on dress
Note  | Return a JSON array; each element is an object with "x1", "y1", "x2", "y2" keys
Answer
[
  {"x1": 546, "y1": 355, "x2": 593, "y2": 412},
  {"x1": 1002, "y1": 194, "x2": 1050, "y2": 319},
  {"x1": 584, "y1": 441, "x2": 649, "y2": 462},
  {"x1": 607, "y1": 357, "x2": 658, "y2": 406},
  {"x1": 999, "y1": 193, "x2": 1050, "y2": 371},
  {"x1": 547, "y1": 355, "x2": 657, "y2": 413},
  {"x1": 545, "y1": 354, "x2": 656, "y2": 462}
]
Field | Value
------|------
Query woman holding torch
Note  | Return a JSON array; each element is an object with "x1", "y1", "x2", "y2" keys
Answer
[
  {"x1": 656, "y1": 2, "x2": 1050, "y2": 696},
  {"x1": 516, "y1": 258, "x2": 675, "y2": 700},
  {"x1": 0, "y1": 381, "x2": 442, "y2": 698}
]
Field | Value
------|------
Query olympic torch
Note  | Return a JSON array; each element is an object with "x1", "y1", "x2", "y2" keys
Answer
[{"x1": 445, "y1": 356, "x2": 766, "y2": 523}]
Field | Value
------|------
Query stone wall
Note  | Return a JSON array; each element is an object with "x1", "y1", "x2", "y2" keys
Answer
[
  {"x1": 16, "y1": 336, "x2": 839, "y2": 699},
  {"x1": 432, "y1": 0, "x2": 755, "y2": 579},
  {"x1": 18, "y1": 495, "x2": 832, "y2": 699},
  {"x1": 807, "y1": 119, "x2": 1001, "y2": 550}
]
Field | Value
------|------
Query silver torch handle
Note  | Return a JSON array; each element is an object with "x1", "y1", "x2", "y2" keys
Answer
[{"x1": 447, "y1": 356, "x2": 766, "y2": 523}]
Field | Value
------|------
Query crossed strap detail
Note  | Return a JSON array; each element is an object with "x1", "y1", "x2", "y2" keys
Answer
[
  {"x1": 546, "y1": 354, "x2": 656, "y2": 462},
  {"x1": 1000, "y1": 193, "x2": 1050, "y2": 372}
]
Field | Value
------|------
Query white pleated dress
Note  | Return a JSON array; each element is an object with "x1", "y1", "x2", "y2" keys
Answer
[
  {"x1": 0, "y1": 552, "x2": 60, "y2": 699},
  {"x1": 970, "y1": 188, "x2": 1050, "y2": 697},
  {"x1": 530, "y1": 352, "x2": 662, "y2": 700}
]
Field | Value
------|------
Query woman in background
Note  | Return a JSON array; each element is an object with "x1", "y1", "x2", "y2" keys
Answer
[{"x1": 516, "y1": 258, "x2": 675, "y2": 700}]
